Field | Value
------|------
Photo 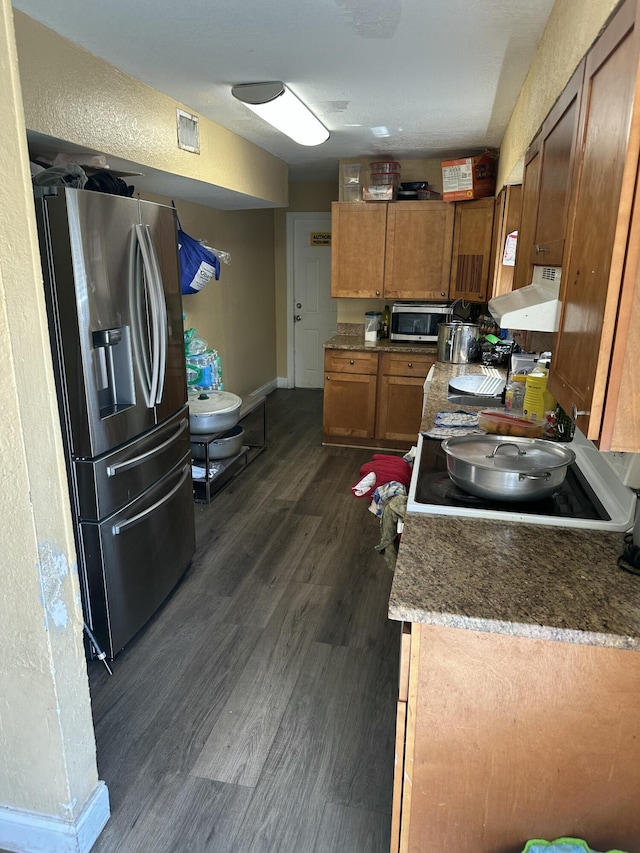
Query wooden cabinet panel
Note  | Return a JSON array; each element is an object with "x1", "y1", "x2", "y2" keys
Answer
[
  {"x1": 330, "y1": 202, "x2": 387, "y2": 297},
  {"x1": 379, "y1": 352, "x2": 435, "y2": 378},
  {"x1": 514, "y1": 62, "x2": 584, "y2": 289},
  {"x1": 531, "y1": 60, "x2": 585, "y2": 265},
  {"x1": 549, "y1": 0, "x2": 640, "y2": 445},
  {"x1": 322, "y1": 371, "x2": 377, "y2": 438},
  {"x1": 397, "y1": 624, "x2": 640, "y2": 851},
  {"x1": 513, "y1": 145, "x2": 541, "y2": 290},
  {"x1": 324, "y1": 349, "x2": 379, "y2": 374},
  {"x1": 322, "y1": 348, "x2": 378, "y2": 438},
  {"x1": 489, "y1": 184, "x2": 522, "y2": 298},
  {"x1": 376, "y1": 375, "x2": 427, "y2": 443},
  {"x1": 384, "y1": 202, "x2": 455, "y2": 300},
  {"x1": 376, "y1": 352, "x2": 435, "y2": 442},
  {"x1": 449, "y1": 198, "x2": 495, "y2": 302}
]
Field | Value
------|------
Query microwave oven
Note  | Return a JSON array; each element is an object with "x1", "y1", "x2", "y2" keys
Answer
[{"x1": 389, "y1": 302, "x2": 450, "y2": 343}]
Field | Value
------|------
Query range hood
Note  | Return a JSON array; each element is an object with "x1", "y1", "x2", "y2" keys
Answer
[{"x1": 489, "y1": 266, "x2": 562, "y2": 332}]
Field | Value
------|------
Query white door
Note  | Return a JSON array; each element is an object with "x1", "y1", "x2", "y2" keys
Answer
[{"x1": 290, "y1": 213, "x2": 336, "y2": 388}]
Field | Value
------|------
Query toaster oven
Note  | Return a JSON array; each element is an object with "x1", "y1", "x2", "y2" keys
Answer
[{"x1": 390, "y1": 302, "x2": 450, "y2": 343}]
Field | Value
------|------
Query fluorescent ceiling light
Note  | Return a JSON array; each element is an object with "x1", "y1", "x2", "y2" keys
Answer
[{"x1": 231, "y1": 82, "x2": 329, "y2": 146}]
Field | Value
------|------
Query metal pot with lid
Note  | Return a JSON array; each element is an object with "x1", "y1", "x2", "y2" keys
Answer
[
  {"x1": 436, "y1": 321, "x2": 481, "y2": 364},
  {"x1": 441, "y1": 434, "x2": 576, "y2": 501},
  {"x1": 188, "y1": 390, "x2": 242, "y2": 434}
]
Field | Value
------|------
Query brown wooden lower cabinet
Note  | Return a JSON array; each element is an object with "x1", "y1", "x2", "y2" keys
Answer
[
  {"x1": 322, "y1": 348, "x2": 435, "y2": 447},
  {"x1": 391, "y1": 623, "x2": 640, "y2": 852}
]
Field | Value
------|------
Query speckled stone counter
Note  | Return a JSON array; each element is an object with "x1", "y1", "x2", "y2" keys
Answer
[
  {"x1": 324, "y1": 332, "x2": 438, "y2": 356},
  {"x1": 419, "y1": 360, "x2": 500, "y2": 432},
  {"x1": 389, "y1": 361, "x2": 640, "y2": 650}
]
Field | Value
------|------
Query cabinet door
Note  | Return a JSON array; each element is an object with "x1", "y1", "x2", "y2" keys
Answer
[
  {"x1": 384, "y1": 202, "x2": 455, "y2": 300},
  {"x1": 531, "y1": 60, "x2": 585, "y2": 266},
  {"x1": 323, "y1": 372, "x2": 377, "y2": 437},
  {"x1": 549, "y1": 0, "x2": 640, "y2": 442},
  {"x1": 513, "y1": 143, "x2": 541, "y2": 290},
  {"x1": 330, "y1": 202, "x2": 387, "y2": 298},
  {"x1": 449, "y1": 198, "x2": 495, "y2": 302},
  {"x1": 490, "y1": 184, "x2": 522, "y2": 298},
  {"x1": 376, "y1": 353, "x2": 435, "y2": 442}
]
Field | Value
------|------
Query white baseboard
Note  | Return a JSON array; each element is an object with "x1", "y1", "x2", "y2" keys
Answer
[
  {"x1": 0, "y1": 781, "x2": 110, "y2": 853},
  {"x1": 276, "y1": 376, "x2": 293, "y2": 389},
  {"x1": 251, "y1": 378, "x2": 280, "y2": 396}
]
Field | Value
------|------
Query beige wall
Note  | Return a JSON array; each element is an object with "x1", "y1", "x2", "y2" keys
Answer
[
  {"x1": 143, "y1": 192, "x2": 277, "y2": 396},
  {"x1": 498, "y1": 0, "x2": 618, "y2": 187},
  {"x1": 274, "y1": 181, "x2": 338, "y2": 378},
  {"x1": 0, "y1": 0, "x2": 100, "y2": 821},
  {"x1": 14, "y1": 10, "x2": 288, "y2": 207}
]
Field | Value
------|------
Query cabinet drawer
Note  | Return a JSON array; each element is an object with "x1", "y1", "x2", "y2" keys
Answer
[
  {"x1": 380, "y1": 351, "x2": 435, "y2": 377},
  {"x1": 324, "y1": 349, "x2": 378, "y2": 374}
]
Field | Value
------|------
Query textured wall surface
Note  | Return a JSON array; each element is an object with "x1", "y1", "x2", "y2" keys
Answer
[
  {"x1": 498, "y1": 0, "x2": 619, "y2": 186},
  {"x1": 0, "y1": 0, "x2": 99, "y2": 819},
  {"x1": 14, "y1": 11, "x2": 288, "y2": 207}
]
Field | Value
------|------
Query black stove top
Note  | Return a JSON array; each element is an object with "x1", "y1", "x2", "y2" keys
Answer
[{"x1": 415, "y1": 438, "x2": 611, "y2": 522}]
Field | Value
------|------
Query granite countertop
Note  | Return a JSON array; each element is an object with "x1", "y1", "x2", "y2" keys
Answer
[
  {"x1": 324, "y1": 331, "x2": 438, "y2": 356},
  {"x1": 389, "y1": 361, "x2": 640, "y2": 650}
]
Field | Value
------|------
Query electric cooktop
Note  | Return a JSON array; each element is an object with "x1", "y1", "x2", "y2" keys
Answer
[{"x1": 408, "y1": 429, "x2": 636, "y2": 531}]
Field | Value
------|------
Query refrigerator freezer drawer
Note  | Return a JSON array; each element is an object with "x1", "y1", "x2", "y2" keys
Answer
[
  {"x1": 81, "y1": 452, "x2": 195, "y2": 658},
  {"x1": 74, "y1": 406, "x2": 190, "y2": 521}
]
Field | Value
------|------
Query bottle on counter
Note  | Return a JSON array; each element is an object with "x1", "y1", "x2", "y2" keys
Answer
[
  {"x1": 381, "y1": 304, "x2": 391, "y2": 338},
  {"x1": 504, "y1": 373, "x2": 527, "y2": 414},
  {"x1": 523, "y1": 362, "x2": 555, "y2": 421}
]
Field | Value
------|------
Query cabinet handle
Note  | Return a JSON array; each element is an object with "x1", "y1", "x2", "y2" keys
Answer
[
  {"x1": 326, "y1": 375, "x2": 331, "y2": 380},
  {"x1": 441, "y1": 291, "x2": 446, "y2": 297},
  {"x1": 571, "y1": 404, "x2": 589, "y2": 420},
  {"x1": 375, "y1": 290, "x2": 380, "y2": 296},
  {"x1": 407, "y1": 362, "x2": 413, "y2": 368},
  {"x1": 535, "y1": 245, "x2": 549, "y2": 254},
  {"x1": 349, "y1": 359, "x2": 354, "y2": 364}
]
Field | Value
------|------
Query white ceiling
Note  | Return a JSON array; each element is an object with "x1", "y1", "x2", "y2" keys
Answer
[{"x1": 13, "y1": 0, "x2": 555, "y2": 191}]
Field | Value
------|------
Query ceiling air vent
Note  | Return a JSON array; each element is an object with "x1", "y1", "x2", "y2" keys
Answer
[{"x1": 176, "y1": 109, "x2": 200, "y2": 154}]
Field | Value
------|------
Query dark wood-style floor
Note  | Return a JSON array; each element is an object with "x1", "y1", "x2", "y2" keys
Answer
[{"x1": 88, "y1": 389, "x2": 400, "y2": 853}]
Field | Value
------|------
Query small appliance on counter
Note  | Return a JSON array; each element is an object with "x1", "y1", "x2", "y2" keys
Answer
[{"x1": 390, "y1": 302, "x2": 450, "y2": 343}]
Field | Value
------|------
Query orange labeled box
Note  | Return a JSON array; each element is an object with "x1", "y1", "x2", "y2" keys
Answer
[{"x1": 441, "y1": 152, "x2": 497, "y2": 201}]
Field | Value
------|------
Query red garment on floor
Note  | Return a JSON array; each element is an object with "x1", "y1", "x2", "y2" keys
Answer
[{"x1": 351, "y1": 454, "x2": 412, "y2": 499}]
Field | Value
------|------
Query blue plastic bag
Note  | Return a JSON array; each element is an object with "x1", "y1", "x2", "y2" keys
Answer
[{"x1": 172, "y1": 203, "x2": 220, "y2": 295}]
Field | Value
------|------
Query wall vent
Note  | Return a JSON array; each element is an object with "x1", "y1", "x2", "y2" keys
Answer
[{"x1": 176, "y1": 109, "x2": 200, "y2": 154}]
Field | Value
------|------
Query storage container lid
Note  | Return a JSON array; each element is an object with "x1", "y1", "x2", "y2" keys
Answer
[{"x1": 188, "y1": 391, "x2": 242, "y2": 417}]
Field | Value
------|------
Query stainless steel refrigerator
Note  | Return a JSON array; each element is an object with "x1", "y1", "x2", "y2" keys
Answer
[{"x1": 35, "y1": 187, "x2": 195, "y2": 659}]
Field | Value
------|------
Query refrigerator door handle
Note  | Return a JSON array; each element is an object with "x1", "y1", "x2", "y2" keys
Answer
[
  {"x1": 135, "y1": 224, "x2": 162, "y2": 405},
  {"x1": 130, "y1": 227, "x2": 153, "y2": 408},
  {"x1": 106, "y1": 418, "x2": 189, "y2": 476},
  {"x1": 143, "y1": 226, "x2": 168, "y2": 404},
  {"x1": 112, "y1": 462, "x2": 191, "y2": 535}
]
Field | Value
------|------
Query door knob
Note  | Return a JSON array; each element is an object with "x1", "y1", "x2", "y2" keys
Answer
[{"x1": 295, "y1": 314, "x2": 302, "y2": 322}]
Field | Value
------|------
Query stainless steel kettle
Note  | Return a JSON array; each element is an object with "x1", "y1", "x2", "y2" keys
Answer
[{"x1": 436, "y1": 321, "x2": 481, "y2": 364}]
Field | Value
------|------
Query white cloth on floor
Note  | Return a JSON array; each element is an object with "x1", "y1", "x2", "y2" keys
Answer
[
  {"x1": 368, "y1": 481, "x2": 407, "y2": 517},
  {"x1": 352, "y1": 471, "x2": 376, "y2": 496}
]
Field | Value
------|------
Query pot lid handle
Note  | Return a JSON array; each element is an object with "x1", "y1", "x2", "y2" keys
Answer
[{"x1": 486, "y1": 442, "x2": 527, "y2": 459}]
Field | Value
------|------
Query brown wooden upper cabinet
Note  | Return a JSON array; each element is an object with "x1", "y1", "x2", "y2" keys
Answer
[
  {"x1": 490, "y1": 184, "x2": 522, "y2": 298},
  {"x1": 330, "y1": 202, "x2": 388, "y2": 298},
  {"x1": 331, "y1": 199, "x2": 493, "y2": 301},
  {"x1": 513, "y1": 60, "x2": 585, "y2": 290},
  {"x1": 383, "y1": 202, "x2": 455, "y2": 300},
  {"x1": 449, "y1": 197, "x2": 495, "y2": 302},
  {"x1": 549, "y1": 0, "x2": 640, "y2": 450}
]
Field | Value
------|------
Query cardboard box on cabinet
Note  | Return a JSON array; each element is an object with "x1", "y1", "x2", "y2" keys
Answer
[{"x1": 441, "y1": 151, "x2": 497, "y2": 201}]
